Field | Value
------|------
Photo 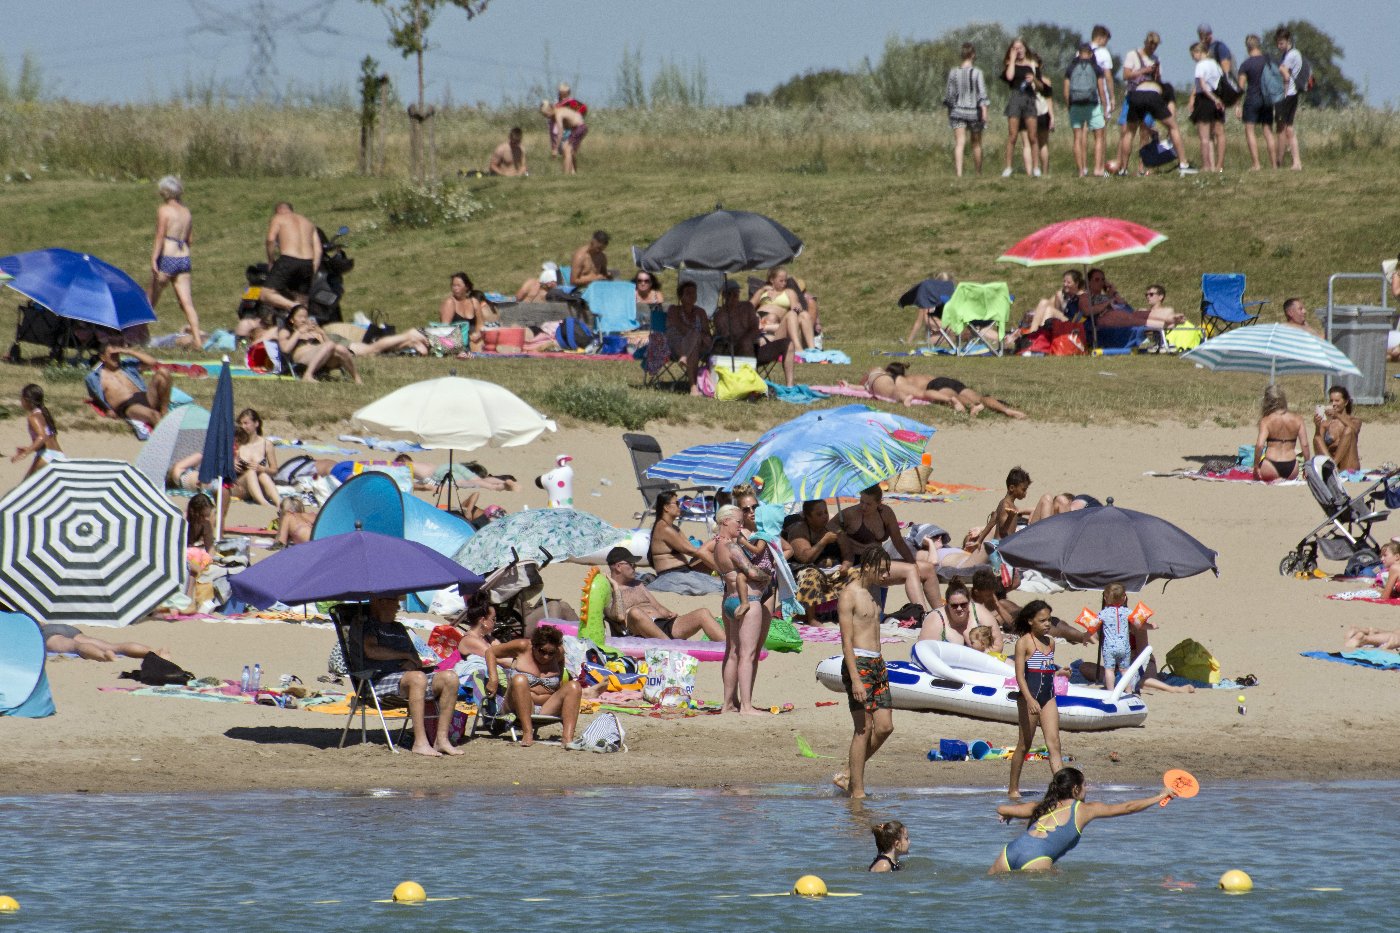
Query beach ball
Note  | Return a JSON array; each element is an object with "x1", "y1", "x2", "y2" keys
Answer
[
  {"x1": 392, "y1": 881, "x2": 427, "y2": 903},
  {"x1": 792, "y1": 875, "x2": 828, "y2": 897},
  {"x1": 0, "y1": 895, "x2": 18, "y2": 912},
  {"x1": 1218, "y1": 870, "x2": 1253, "y2": 893}
]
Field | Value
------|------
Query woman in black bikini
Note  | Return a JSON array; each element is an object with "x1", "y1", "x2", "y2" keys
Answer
[
  {"x1": 646, "y1": 491, "x2": 722, "y2": 595},
  {"x1": 1254, "y1": 384, "x2": 1308, "y2": 482},
  {"x1": 853, "y1": 363, "x2": 1025, "y2": 418},
  {"x1": 439, "y1": 272, "x2": 499, "y2": 352},
  {"x1": 233, "y1": 407, "x2": 279, "y2": 507},
  {"x1": 278, "y1": 304, "x2": 361, "y2": 383},
  {"x1": 834, "y1": 485, "x2": 942, "y2": 615},
  {"x1": 922, "y1": 374, "x2": 1027, "y2": 419}
]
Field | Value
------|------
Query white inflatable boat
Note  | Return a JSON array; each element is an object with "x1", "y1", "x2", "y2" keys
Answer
[{"x1": 815, "y1": 640, "x2": 1149, "y2": 732}]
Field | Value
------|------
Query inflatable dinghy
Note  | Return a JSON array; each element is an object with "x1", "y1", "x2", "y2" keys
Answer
[{"x1": 815, "y1": 640, "x2": 1148, "y2": 732}]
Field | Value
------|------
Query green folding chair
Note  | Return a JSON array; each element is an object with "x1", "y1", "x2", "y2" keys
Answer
[{"x1": 940, "y1": 282, "x2": 1013, "y2": 356}]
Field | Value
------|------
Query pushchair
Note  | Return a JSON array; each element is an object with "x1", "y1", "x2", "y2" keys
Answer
[{"x1": 1278, "y1": 456, "x2": 1398, "y2": 576}]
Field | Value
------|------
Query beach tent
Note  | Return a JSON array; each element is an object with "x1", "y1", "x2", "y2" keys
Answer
[
  {"x1": 133, "y1": 404, "x2": 209, "y2": 492},
  {"x1": 0, "y1": 611, "x2": 55, "y2": 718}
]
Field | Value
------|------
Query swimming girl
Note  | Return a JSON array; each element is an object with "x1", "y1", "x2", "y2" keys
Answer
[
  {"x1": 11, "y1": 384, "x2": 63, "y2": 477},
  {"x1": 989, "y1": 767, "x2": 1174, "y2": 873},
  {"x1": 1008, "y1": 599, "x2": 1064, "y2": 799},
  {"x1": 868, "y1": 820, "x2": 909, "y2": 872}
]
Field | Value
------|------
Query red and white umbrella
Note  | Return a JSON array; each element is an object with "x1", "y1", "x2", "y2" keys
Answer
[{"x1": 997, "y1": 217, "x2": 1167, "y2": 267}]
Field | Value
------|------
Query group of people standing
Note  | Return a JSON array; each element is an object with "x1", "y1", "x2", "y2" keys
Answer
[{"x1": 942, "y1": 23, "x2": 1308, "y2": 177}]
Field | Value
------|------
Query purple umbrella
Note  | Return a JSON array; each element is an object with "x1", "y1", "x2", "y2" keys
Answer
[{"x1": 229, "y1": 530, "x2": 484, "y2": 608}]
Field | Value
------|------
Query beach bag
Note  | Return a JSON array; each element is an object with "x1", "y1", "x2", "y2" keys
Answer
[
  {"x1": 1261, "y1": 58, "x2": 1286, "y2": 105},
  {"x1": 120, "y1": 653, "x2": 194, "y2": 686},
  {"x1": 574, "y1": 711, "x2": 626, "y2": 753},
  {"x1": 426, "y1": 624, "x2": 463, "y2": 658},
  {"x1": 1068, "y1": 59, "x2": 1098, "y2": 105},
  {"x1": 1139, "y1": 132, "x2": 1178, "y2": 168},
  {"x1": 643, "y1": 649, "x2": 698, "y2": 706},
  {"x1": 714, "y1": 364, "x2": 766, "y2": 401},
  {"x1": 888, "y1": 464, "x2": 932, "y2": 494},
  {"x1": 556, "y1": 317, "x2": 595, "y2": 351},
  {"x1": 1164, "y1": 323, "x2": 1203, "y2": 352},
  {"x1": 423, "y1": 324, "x2": 462, "y2": 356},
  {"x1": 1215, "y1": 70, "x2": 1242, "y2": 106},
  {"x1": 1164, "y1": 638, "x2": 1220, "y2": 685},
  {"x1": 1296, "y1": 57, "x2": 1314, "y2": 95},
  {"x1": 1048, "y1": 320, "x2": 1086, "y2": 356},
  {"x1": 598, "y1": 334, "x2": 628, "y2": 355},
  {"x1": 764, "y1": 615, "x2": 804, "y2": 652},
  {"x1": 420, "y1": 707, "x2": 470, "y2": 746}
]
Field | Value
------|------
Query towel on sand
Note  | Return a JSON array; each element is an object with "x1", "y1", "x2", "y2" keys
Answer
[{"x1": 1301, "y1": 649, "x2": 1400, "y2": 670}]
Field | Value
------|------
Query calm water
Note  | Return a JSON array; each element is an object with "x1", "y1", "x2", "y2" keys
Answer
[{"x1": 0, "y1": 782, "x2": 1392, "y2": 932}]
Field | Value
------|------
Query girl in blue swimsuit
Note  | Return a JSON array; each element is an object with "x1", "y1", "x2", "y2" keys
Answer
[
  {"x1": 990, "y1": 767, "x2": 1175, "y2": 873},
  {"x1": 1008, "y1": 600, "x2": 1065, "y2": 799}
]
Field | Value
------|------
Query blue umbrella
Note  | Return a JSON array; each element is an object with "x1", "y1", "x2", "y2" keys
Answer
[
  {"x1": 199, "y1": 358, "x2": 237, "y2": 538},
  {"x1": 0, "y1": 248, "x2": 156, "y2": 330},
  {"x1": 721, "y1": 404, "x2": 935, "y2": 504},
  {"x1": 645, "y1": 440, "x2": 751, "y2": 485},
  {"x1": 229, "y1": 530, "x2": 484, "y2": 608}
]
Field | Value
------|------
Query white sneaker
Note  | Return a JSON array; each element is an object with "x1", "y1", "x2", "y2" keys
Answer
[
  {"x1": 1001, "y1": 167, "x2": 1013, "y2": 177},
  {"x1": 1033, "y1": 168, "x2": 1042, "y2": 177},
  {"x1": 1177, "y1": 163, "x2": 1199, "y2": 175}
]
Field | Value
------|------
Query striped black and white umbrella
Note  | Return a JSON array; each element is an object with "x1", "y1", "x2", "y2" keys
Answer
[{"x1": 0, "y1": 459, "x2": 185, "y2": 627}]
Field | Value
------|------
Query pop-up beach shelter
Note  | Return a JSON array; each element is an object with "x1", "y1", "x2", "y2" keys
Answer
[{"x1": 0, "y1": 612, "x2": 55, "y2": 718}]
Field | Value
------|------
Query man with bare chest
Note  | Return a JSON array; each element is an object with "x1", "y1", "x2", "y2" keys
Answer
[{"x1": 261, "y1": 202, "x2": 321, "y2": 312}]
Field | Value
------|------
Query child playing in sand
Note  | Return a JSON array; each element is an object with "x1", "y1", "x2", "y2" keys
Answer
[
  {"x1": 1009, "y1": 600, "x2": 1064, "y2": 799},
  {"x1": 868, "y1": 820, "x2": 909, "y2": 872},
  {"x1": 834, "y1": 546, "x2": 895, "y2": 799},
  {"x1": 1097, "y1": 582, "x2": 1132, "y2": 690},
  {"x1": 185, "y1": 493, "x2": 215, "y2": 551},
  {"x1": 11, "y1": 384, "x2": 64, "y2": 477}
]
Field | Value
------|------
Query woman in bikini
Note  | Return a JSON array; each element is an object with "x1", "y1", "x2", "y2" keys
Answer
[
  {"x1": 753, "y1": 267, "x2": 816, "y2": 352},
  {"x1": 147, "y1": 175, "x2": 203, "y2": 348},
  {"x1": 1254, "y1": 384, "x2": 1308, "y2": 481},
  {"x1": 646, "y1": 490, "x2": 722, "y2": 595},
  {"x1": 233, "y1": 408, "x2": 279, "y2": 508},
  {"x1": 918, "y1": 580, "x2": 1001, "y2": 650},
  {"x1": 278, "y1": 304, "x2": 361, "y2": 383},
  {"x1": 439, "y1": 272, "x2": 499, "y2": 352},
  {"x1": 1312, "y1": 385, "x2": 1362, "y2": 471},
  {"x1": 483, "y1": 625, "x2": 582, "y2": 747},
  {"x1": 1025, "y1": 269, "x2": 1085, "y2": 332},
  {"x1": 851, "y1": 363, "x2": 967, "y2": 411},
  {"x1": 714, "y1": 504, "x2": 772, "y2": 715},
  {"x1": 834, "y1": 485, "x2": 942, "y2": 616}
]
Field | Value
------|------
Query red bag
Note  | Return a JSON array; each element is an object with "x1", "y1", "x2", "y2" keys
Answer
[
  {"x1": 427, "y1": 624, "x2": 463, "y2": 658},
  {"x1": 1048, "y1": 321, "x2": 1087, "y2": 356}
]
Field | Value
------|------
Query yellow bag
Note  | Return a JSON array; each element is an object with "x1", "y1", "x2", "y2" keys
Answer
[
  {"x1": 1163, "y1": 637, "x2": 1220, "y2": 685},
  {"x1": 1167, "y1": 323, "x2": 1204, "y2": 350},
  {"x1": 714, "y1": 364, "x2": 767, "y2": 401}
]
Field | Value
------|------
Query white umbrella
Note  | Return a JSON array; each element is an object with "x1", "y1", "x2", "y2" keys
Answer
[{"x1": 1181, "y1": 324, "x2": 1362, "y2": 383}]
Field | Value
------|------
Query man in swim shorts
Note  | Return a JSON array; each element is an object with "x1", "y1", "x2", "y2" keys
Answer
[
  {"x1": 260, "y1": 201, "x2": 321, "y2": 312},
  {"x1": 835, "y1": 545, "x2": 894, "y2": 799},
  {"x1": 604, "y1": 547, "x2": 723, "y2": 641},
  {"x1": 94, "y1": 344, "x2": 172, "y2": 428}
]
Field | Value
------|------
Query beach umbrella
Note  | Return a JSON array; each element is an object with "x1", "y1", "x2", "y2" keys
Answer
[
  {"x1": 199, "y1": 357, "x2": 237, "y2": 539},
  {"x1": 897, "y1": 278, "x2": 957, "y2": 309},
  {"x1": 645, "y1": 440, "x2": 752, "y2": 485},
  {"x1": 453, "y1": 508, "x2": 628, "y2": 574},
  {"x1": 1181, "y1": 323, "x2": 1362, "y2": 383},
  {"x1": 0, "y1": 248, "x2": 157, "y2": 330},
  {"x1": 997, "y1": 217, "x2": 1167, "y2": 267},
  {"x1": 0, "y1": 459, "x2": 185, "y2": 627},
  {"x1": 133, "y1": 404, "x2": 209, "y2": 493},
  {"x1": 997, "y1": 498, "x2": 1218, "y2": 591},
  {"x1": 228, "y1": 529, "x2": 483, "y2": 608},
  {"x1": 721, "y1": 404, "x2": 935, "y2": 504},
  {"x1": 633, "y1": 207, "x2": 803, "y2": 273}
]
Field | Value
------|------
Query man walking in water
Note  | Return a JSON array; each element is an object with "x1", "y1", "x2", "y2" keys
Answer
[
  {"x1": 834, "y1": 545, "x2": 895, "y2": 799},
  {"x1": 260, "y1": 202, "x2": 321, "y2": 312}
]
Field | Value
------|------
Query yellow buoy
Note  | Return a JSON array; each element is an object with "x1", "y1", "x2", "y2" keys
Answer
[
  {"x1": 1218, "y1": 870, "x2": 1253, "y2": 893},
  {"x1": 0, "y1": 895, "x2": 18, "y2": 912},
  {"x1": 792, "y1": 875, "x2": 828, "y2": 898},
  {"x1": 392, "y1": 881, "x2": 427, "y2": 903}
]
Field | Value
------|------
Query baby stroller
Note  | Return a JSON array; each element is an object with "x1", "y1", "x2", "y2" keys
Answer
[{"x1": 1278, "y1": 456, "x2": 1398, "y2": 576}]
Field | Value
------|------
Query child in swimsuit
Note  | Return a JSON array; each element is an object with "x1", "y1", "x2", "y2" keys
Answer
[
  {"x1": 868, "y1": 820, "x2": 909, "y2": 872},
  {"x1": 1096, "y1": 582, "x2": 1132, "y2": 690},
  {"x1": 990, "y1": 767, "x2": 1174, "y2": 873},
  {"x1": 1008, "y1": 600, "x2": 1065, "y2": 800},
  {"x1": 11, "y1": 384, "x2": 64, "y2": 477}
]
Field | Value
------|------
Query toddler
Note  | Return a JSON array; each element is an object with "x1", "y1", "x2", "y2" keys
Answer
[
  {"x1": 967, "y1": 625, "x2": 995, "y2": 654},
  {"x1": 1096, "y1": 582, "x2": 1131, "y2": 690}
]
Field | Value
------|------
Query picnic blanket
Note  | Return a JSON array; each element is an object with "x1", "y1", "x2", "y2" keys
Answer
[
  {"x1": 1301, "y1": 649, "x2": 1400, "y2": 671},
  {"x1": 766, "y1": 382, "x2": 829, "y2": 404}
]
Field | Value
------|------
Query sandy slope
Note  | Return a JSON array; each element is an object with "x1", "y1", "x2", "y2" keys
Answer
[{"x1": 3, "y1": 416, "x2": 1399, "y2": 796}]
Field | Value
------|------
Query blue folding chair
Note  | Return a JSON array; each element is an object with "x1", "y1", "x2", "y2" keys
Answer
[{"x1": 1200, "y1": 273, "x2": 1267, "y2": 337}]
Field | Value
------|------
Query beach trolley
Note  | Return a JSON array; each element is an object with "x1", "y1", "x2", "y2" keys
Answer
[{"x1": 815, "y1": 641, "x2": 1149, "y2": 732}]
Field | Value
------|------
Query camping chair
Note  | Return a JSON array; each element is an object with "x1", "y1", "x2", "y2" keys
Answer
[
  {"x1": 621, "y1": 432, "x2": 714, "y2": 524},
  {"x1": 897, "y1": 278, "x2": 958, "y2": 350},
  {"x1": 330, "y1": 602, "x2": 418, "y2": 753},
  {"x1": 640, "y1": 306, "x2": 689, "y2": 389},
  {"x1": 466, "y1": 670, "x2": 563, "y2": 743},
  {"x1": 940, "y1": 282, "x2": 1013, "y2": 355},
  {"x1": 1088, "y1": 322, "x2": 1153, "y2": 356},
  {"x1": 1200, "y1": 273, "x2": 1267, "y2": 337},
  {"x1": 580, "y1": 280, "x2": 639, "y2": 333}
]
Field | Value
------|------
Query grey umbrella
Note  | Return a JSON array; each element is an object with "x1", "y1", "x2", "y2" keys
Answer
[
  {"x1": 996, "y1": 498, "x2": 1218, "y2": 591},
  {"x1": 632, "y1": 207, "x2": 803, "y2": 273}
]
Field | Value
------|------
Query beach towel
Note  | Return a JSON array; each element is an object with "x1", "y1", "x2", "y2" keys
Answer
[
  {"x1": 580, "y1": 281, "x2": 639, "y2": 333},
  {"x1": 812, "y1": 383, "x2": 931, "y2": 405},
  {"x1": 271, "y1": 438, "x2": 358, "y2": 456},
  {"x1": 337, "y1": 435, "x2": 427, "y2": 454},
  {"x1": 1301, "y1": 649, "x2": 1400, "y2": 671},
  {"x1": 794, "y1": 348, "x2": 851, "y2": 365},
  {"x1": 878, "y1": 346, "x2": 956, "y2": 357},
  {"x1": 766, "y1": 381, "x2": 828, "y2": 404},
  {"x1": 1326, "y1": 590, "x2": 1395, "y2": 604},
  {"x1": 464, "y1": 349, "x2": 633, "y2": 361},
  {"x1": 1146, "y1": 467, "x2": 1304, "y2": 486}
]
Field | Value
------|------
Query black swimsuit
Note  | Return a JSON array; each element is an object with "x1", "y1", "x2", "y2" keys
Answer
[
  {"x1": 927, "y1": 376, "x2": 967, "y2": 394},
  {"x1": 869, "y1": 854, "x2": 902, "y2": 871}
]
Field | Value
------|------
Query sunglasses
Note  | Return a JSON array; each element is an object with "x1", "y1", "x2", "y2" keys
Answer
[
  {"x1": 948, "y1": 601, "x2": 970, "y2": 610},
  {"x1": 740, "y1": 505, "x2": 756, "y2": 513}
]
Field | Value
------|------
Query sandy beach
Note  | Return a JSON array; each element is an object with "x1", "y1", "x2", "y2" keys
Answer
[{"x1": 4, "y1": 413, "x2": 1400, "y2": 796}]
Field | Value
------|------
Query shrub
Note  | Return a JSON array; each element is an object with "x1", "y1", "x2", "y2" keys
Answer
[
  {"x1": 373, "y1": 180, "x2": 486, "y2": 229},
  {"x1": 537, "y1": 382, "x2": 670, "y2": 430}
]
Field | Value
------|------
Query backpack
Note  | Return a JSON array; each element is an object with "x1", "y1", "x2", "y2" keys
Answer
[
  {"x1": 1068, "y1": 59, "x2": 1099, "y2": 106},
  {"x1": 1215, "y1": 70, "x2": 1241, "y2": 106},
  {"x1": 1295, "y1": 56, "x2": 1315, "y2": 96},
  {"x1": 556, "y1": 317, "x2": 595, "y2": 350},
  {"x1": 1260, "y1": 58, "x2": 1286, "y2": 105}
]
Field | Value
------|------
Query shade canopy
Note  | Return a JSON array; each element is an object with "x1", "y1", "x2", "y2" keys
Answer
[
  {"x1": 633, "y1": 208, "x2": 803, "y2": 273},
  {"x1": 453, "y1": 508, "x2": 627, "y2": 574},
  {"x1": 133, "y1": 404, "x2": 209, "y2": 492},
  {"x1": 354, "y1": 376, "x2": 556, "y2": 452}
]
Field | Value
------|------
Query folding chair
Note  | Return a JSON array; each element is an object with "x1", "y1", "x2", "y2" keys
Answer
[
  {"x1": 640, "y1": 306, "x2": 688, "y2": 389},
  {"x1": 896, "y1": 278, "x2": 958, "y2": 350},
  {"x1": 940, "y1": 282, "x2": 1013, "y2": 355},
  {"x1": 330, "y1": 602, "x2": 416, "y2": 753},
  {"x1": 466, "y1": 671, "x2": 563, "y2": 743},
  {"x1": 621, "y1": 432, "x2": 714, "y2": 523},
  {"x1": 1200, "y1": 273, "x2": 1267, "y2": 337}
]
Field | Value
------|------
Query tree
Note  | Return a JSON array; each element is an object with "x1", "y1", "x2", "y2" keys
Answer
[
  {"x1": 364, "y1": 0, "x2": 492, "y2": 179},
  {"x1": 1017, "y1": 22, "x2": 1080, "y2": 77},
  {"x1": 1262, "y1": 19, "x2": 1360, "y2": 108}
]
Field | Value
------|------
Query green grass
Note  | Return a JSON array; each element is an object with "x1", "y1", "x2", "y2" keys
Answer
[{"x1": 2, "y1": 100, "x2": 1398, "y2": 437}]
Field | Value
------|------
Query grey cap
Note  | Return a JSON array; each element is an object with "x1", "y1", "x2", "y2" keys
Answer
[{"x1": 1197, "y1": 23, "x2": 1212, "y2": 35}]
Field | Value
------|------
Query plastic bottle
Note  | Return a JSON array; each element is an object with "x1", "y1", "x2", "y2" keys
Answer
[
  {"x1": 250, "y1": 664, "x2": 262, "y2": 696},
  {"x1": 240, "y1": 665, "x2": 251, "y2": 695}
]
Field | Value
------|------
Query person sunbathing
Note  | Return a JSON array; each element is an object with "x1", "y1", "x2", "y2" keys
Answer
[
  {"x1": 346, "y1": 328, "x2": 431, "y2": 357},
  {"x1": 94, "y1": 344, "x2": 173, "y2": 428},
  {"x1": 1312, "y1": 386, "x2": 1362, "y2": 471},
  {"x1": 605, "y1": 547, "x2": 725, "y2": 640},
  {"x1": 1370, "y1": 542, "x2": 1400, "y2": 598},
  {"x1": 362, "y1": 595, "x2": 464, "y2": 757},
  {"x1": 1081, "y1": 269, "x2": 1185, "y2": 331},
  {"x1": 484, "y1": 625, "x2": 582, "y2": 747},
  {"x1": 277, "y1": 304, "x2": 361, "y2": 383},
  {"x1": 40, "y1": 622, "x2": 168, "y2": 662},
  {"x1": 274, "y1": 497, "x2": 315, "y2": 547},
  {"x1": 712, "y1": 280, "x2": 795, "y2": 387},
  {"x1": 905, "y1": 369, "x2": 1026, "y2": 419},
  {"x1": 753, "y1": 267, "x2": 817, "y2": 352},
  {"x1": 1254, "y1": 384, "x2": 1307, "y2": 481},
  {"x1": 1025, "y1": 270, "x2": 1085, "y2": 332},
  {"x1": 850, "y1": 362, "x2": 966, "y2": 411},
  {"x1": 1342, "y1": 627, "x2": 1400, "y2": 651},
  {"x1": 516, "y1": 264, "x2": 557, "y2": 303}
]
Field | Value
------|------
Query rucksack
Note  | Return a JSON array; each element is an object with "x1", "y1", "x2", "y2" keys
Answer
[
  {"x1": 1068, "y1": 59, "x2": 1098, "y2": 106},
  {"x1": 1215, "y1": 70, "x2": 1241, "y2": 106},
  {"x1": 1295, "y1": 56, "x2": 1315, "y2": 96},
  {"x1": 556, "y1": 317, "x2": 595, "y2": 350},
  {"x1": 1260, "y1": 58, "x2": 1286, "y2": 105}
]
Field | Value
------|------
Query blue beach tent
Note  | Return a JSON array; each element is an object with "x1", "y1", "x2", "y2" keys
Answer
[{"x1": 0, "y1": 611, "x2": 56, "y2": 718}]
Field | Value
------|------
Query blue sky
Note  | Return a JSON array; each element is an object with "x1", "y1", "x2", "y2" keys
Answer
[{"x1": 9, "y1": 0, "x2": 1393, "y2": 106}]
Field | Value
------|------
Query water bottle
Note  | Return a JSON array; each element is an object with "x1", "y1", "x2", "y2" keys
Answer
[
  {"x1": 250, "y1": 664, "x2": 262, "y2": 695},
  {"x1": 240, "y1": 665, "x2": 251, "y2": 695}
]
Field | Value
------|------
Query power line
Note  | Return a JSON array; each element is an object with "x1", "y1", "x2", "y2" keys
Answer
[{"x1": 187, "y1": 0, "x2": 341, "y2": 99}]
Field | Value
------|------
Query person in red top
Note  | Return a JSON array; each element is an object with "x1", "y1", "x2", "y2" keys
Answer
[{"x1": 542, "y1": 83, "x2": 589, "y2": 174}]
